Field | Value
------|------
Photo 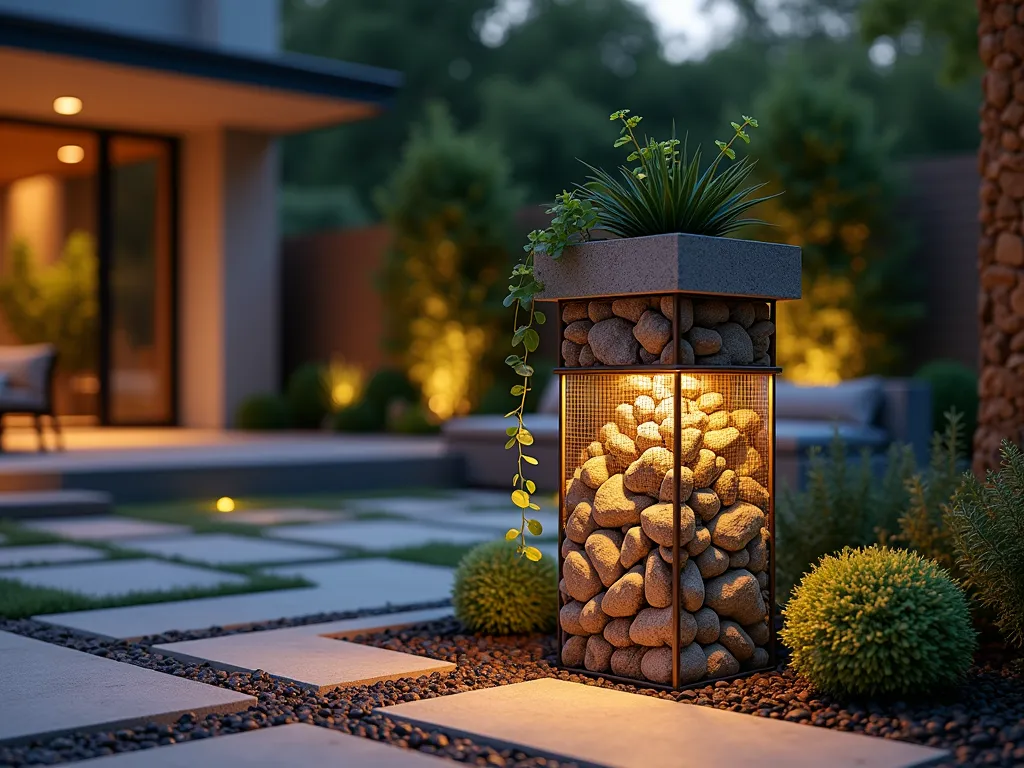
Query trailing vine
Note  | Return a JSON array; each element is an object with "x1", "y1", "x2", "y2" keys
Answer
[{"x1": 503, "y1": 192, "x2": 597, "y2": 560}]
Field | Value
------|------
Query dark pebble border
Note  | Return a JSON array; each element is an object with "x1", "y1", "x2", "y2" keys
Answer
[{"x1": 2, "y1": 611, "x2": 1024, "y2": 768}]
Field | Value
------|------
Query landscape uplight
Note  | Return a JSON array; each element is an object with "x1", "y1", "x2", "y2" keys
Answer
[{"x1": 53, "y1": 96, "x2": 82, "y2": 116}]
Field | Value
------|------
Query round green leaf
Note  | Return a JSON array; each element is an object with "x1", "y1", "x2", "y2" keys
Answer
[
  {"x1": 527, "y1": 519, "x2": 543, "y2": 536},
  {"x1": 523, "y1": 455, "x2": 539, "y2": 465},
  {"x1": 534, "y1": 311, "x2": 546, "y2": 325},
  {"x1": 516, "y1": 429, "x2": 534, "y2": 446},
  {"x1": 505, "y1": 528, "x2": 519, "y2": 541},
  {"x1": 524, "y1": 546, "x2": 542, "y2": 562},
  {"x1": 511, "y1": 489, "x2": 530, "y2": 508},
  {"x1": 526, "y1": 479, "x2": 537, "y2": 493},
  {"x1": 523, "y1": 329, "x2": 540, "y2": 353}
]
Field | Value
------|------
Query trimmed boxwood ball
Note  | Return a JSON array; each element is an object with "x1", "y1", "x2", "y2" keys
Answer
[
  {"x1": 453, "y1": 540, "x2": 557, "y2": 635},
  {"x1": 285, "y1": 362, "x2": 330, "y2": 429},
  {"x1": 235, "y1": 394, "x2": 291, "y2": 430},
  {"x1": 332, "y1": 401, "x2": 382, "y2": 432},
  {"x1": 781, "y1": 546, "x2": 976, "y2": 698},
  {"x1": 915, "y1": 359, "x2": 978, "y2": 441}
]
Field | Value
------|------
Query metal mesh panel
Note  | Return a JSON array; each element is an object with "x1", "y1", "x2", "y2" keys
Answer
[{"x1": 560, "y1": 371, "x2": 772, "y2": 687}]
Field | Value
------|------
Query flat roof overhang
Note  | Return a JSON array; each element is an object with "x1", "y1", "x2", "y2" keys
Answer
[{"x1": 0, "y1": 11, "x2": 402, "y2": 134}]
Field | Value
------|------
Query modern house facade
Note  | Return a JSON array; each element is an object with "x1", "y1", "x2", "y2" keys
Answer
[{"x1": 0, "y1": 0, "x2": 398, "y2": 428}]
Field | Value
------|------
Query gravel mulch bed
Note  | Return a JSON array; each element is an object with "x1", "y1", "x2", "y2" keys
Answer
[{"x1": 3, "y1": 613, "x2": 1024, "y2": 768}]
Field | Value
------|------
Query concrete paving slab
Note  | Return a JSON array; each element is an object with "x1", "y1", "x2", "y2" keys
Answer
[
  {"x1": 71, "y1": 723, "x2": 453, "y2": 766},
  {"x1": 378, "y1": 678, "x2": 949, "y2": 768},
  {"x1": 153, "y1": 608, "x2": 455, "y2": 692},
  {"x1": 120, "y1": 533, "x2": 344, "y2": 566},
  {"x1": 267, "y1": 520, "x2": 490, "y2": 551},
  {"x1": 21, "y1": 516, "x2": 190, "y2": 541},
  {"x1": 0, "y1": 543, "x2": 106, "y2": 568},
  {"x1": 36, "y1": 560, "x2": 453, "y2": 640},
  {"x1": 344, "y1": 497, "x2": 468, "y2": 517},
  {"x1": 4, "y1": 559, "x2": 246, "y2": 597},
  {"x1": 213, "y1": 508, "x2": 344, "y2": 526},
  {"x1": 0, "y1": 631, "x2": 253, "y2": 745}
]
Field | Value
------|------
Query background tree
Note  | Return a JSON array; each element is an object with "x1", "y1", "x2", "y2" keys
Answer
[{"x1": 376, "y1": 103, "x2": 520, "y2": 420}]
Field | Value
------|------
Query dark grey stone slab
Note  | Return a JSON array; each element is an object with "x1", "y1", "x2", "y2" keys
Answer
[
  {"x1": 0, "y1": 631, "x2": 253, "y2": 745},
  {"x1": 121, "y1": 533, "x2": 343, "y2": 566},
  {"x1": 535, "y1": 233, "x2": 801, "y2": 301},
  {"x1": 71, "y1": 724, "x2": 452, "y2": 766},
  {"x1": 0, "y1": 543, "x2": 106, "y2": 567},
  {"x1": 378, "y1": 678, "x2": 947, "y2": 768},
  {"x1": 4, "y1": 559, "x2": 245, "y2": 597}
]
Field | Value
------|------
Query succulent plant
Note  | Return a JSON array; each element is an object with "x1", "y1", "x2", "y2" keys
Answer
[
  {"x1": 781, "y1": 546, "x2": 976, "y2": 697},
  {"x1": 452, "y1": 539, "x2": 557, "y2": 635}
]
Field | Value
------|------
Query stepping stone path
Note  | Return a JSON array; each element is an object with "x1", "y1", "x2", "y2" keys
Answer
[
  {"x1": 0, "y1": 631, "x2": 253, "y2": 745},
  {"x1": 4, "y1": 559, "x2": 245, "y2": 598},
  {"x1": 0, "y1": 543, "x2": 106, "y2": 567},
  {"x1": 427, "y1": 509, "x2": 558, "y2": 536},
  {"x1": 21, "y1": 516, "x2": 189, "y2": 541},
  {"x1": 267, "y1": 520, "x2": 491, "y2": 551},
  {"x1": 379, "y1": 678, "x2": 949, "y2": 768},
  {"x1": 153, "y1": 608, "x2": 455, "y2": 692},
  {"x1": 213, "y1": 508, "x2": 343, "y2": 526},
  {"x1": 71, "y1": 723, "x2": 453, "y2": 766},
  {"x1": 122, "y1": 533, "x2": 343, "y2": 566},
  {"x1": 37, "y1": 559, "x2": 453, "y2": 639}
]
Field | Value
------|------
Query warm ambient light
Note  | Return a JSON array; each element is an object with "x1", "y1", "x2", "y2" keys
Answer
[
  {"x1": 215, "y1": 496, "x2": 236, "y2": 513},
  {"x1": 53, "y1": 96, "x2": 82, "y2": 116},
  {"x1": 57, "y1": 145, "x2": 84, "y2": 164}
]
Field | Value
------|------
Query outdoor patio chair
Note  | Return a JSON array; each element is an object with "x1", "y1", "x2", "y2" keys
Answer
[{"x1": 0, "y1": 344, "x2": 63, "y2": 452}]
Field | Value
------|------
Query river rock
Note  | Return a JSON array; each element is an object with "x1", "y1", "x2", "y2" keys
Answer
[
  {"x1": 562, "y1": 340, "x2": 582, "y2": 366},
  {"x1": 697, "y1": 351, "x2": 732, "y2": 366},
  {"x1": 745, "y1": 619, "x2": 771, "y2": 647},
  {"x1": 620, "y1": 525, "x2": 653, "y2": 569},
  {"x1": 610, "y1": 646, "x2": 647, "y2": 678},
  {"x1": 580, "y1": 455, "x2": 617, "y2": 490},
  {"x1": 707, "y1": 410, "x2": 730, "y2": 431},
  {"x1": 677, "y1": 339, "x2": 696, "y2": 365},
  {"x1": 695, "y1": 545, "x2": 730, "y2": 578},
  {"x1": 613, "y1": 403, "x2": 638, "y2": 438},
  {"x1": 657, "y1": 417, "x2": 674, "y2": 447},
  {"x1": 562, "y1": 301, "x2": 588, "y2": 323},
  {"x1": 602, "y1": 565, "x2": 645, "y2": 617},
  {"x1": 561, "y1": 537, "x2": 582, "y2": 558},
  {"x1": 563, "y1": 550, "x2": 603, "y2": 602},
  {"x1": 718, "y1": 321, "x2": 754, "y2": 365},
  {"x1": 603, "y1": 617, "x2": 633, "y2": 648},
  {"x1": 612, "y1": 297, "x2": 649, "y2": 323},
  {"x1": 635, "y1": 421, "x2": 663, "y2": 452},
  {"x1": 689, "y1": 488, "x2": 721, "y2": 521},
  {"x1": 585, "y1": 634, "x2": 614, "y2": 672},
  {"x1": 704, "y1": 427, "x2": 741, "y2": 453},
  {"x1": 579, "y1": 344, "x2": 596, "y2": 366},
  {"x1": 579, "y1": 592, "x2": 612, "y2": 634},
  {"x1": 686, "y1": 326, "x2": 722, "y2": 356},
  {"x1": 730, "y1": 409, "x2": 761, "y2": 433},
  {"x1": 565, "y1": 477, "x2": 596, "y2": 514},
  {"x1": 653, "y1": 396, "x2": 675, "y2": 424},
  {"x1": 562, "y1": 635, "x2": 587, "y2": 667},
  {"x1": 659, "y1": 466, "x2": 695, "y2": 503},
  {"x1": 640, "y1": 502, "x2": 696, "y2": 548},
  {"x1": 681, "y1": 558, "x2": 704, "y2": 612},
  {"x1": 748, "y1": 319, "x2": 775, "y2": 340},
  {"x1": 624, "y1": 447, "x2": 674, "y2": 496},
  {"x1": 658, "y1": 544, "x2": 688, "y2": 566},
  {"x1": 747, "y1": 646, "x2": 770, "y2": 670},
  {"x1": 737, "y1": 476, "x2": 769, "y2": 509},
  {"x1": 560, "y1": 600, "x2": 587, "y2": 635},
  {"x1": 690, "y1": 449, "x2": 718, "y2": 487},
  {"x1": 694, "y1": 299, "x2": 729, "y2": 326},
  {"x1": 708, "y1": 502, "x2": 765, "y2": 551},
  {"x1": 587, "y1": 441, "x2": 606, "y2": 458},
  {"x1": 678, "y1": 412, "x2": 709, "y2": 431},
  {"x1": 757, "y1": 571, "x2": 768, "y2": 589},
  {"x1": 719, "y1": 620, "x2": 755, "y2": 661},
  {"x1": 685, "y1": 523, "x2": 712, "y2": 556},
  {"x1": 712, "y1": 470, "x2": 739, "y2": 506},
  {"x1": 634, "y1": 311, "x2": 671, "y2": 355},
  {"x1": 634, "y1": 395, "x2": 656, "y2": 424},
  {"x1": 747, "y1": 528, "x2": 770, "y2": 573},
  {"x1": 629, "y1": 606, "x2": 698, "y2": 647},
  {"x1": 694, "y1": 607, "x2": 721, "y2": 645},
  {"x1": 586, "y1": 529, "x2": 626, "y2": 587},
  {"x1": 606, "y1": 432, "x2": 639, "y2": 467},
  {"x1": 729, "y1": 548, "x2": 750, "y2": 568},
  {"x1": 565, "y1": 501, "x2": 598, "y2": 544},
  {"x1": 696, "y1": 392, "x2": 725, "y2": 413},
  {"x1": 593, "y1": 474, "x2": 655, "y2": 528},
  {"x1": 565, "y1": 319, "x2": 593, "y2": 345},
  {"x1": 705, "y1": 569, "x2": 766, "y2": 624},
  {"x1": 588, "y1": 300, "x2": 614, "y2": 322},
  {"x1": 590, "y1": 318, "x2": 640, "y2": 365},
  {"x1": 736, "y1": 446, "x2": 763, "y2": 480},
  {"x1": 703, "y1": 642, "x2": 740, "y2": 677},
  {"x1": 559, "y1": 578, "x2": 568, "y2": 601},
  {"x1": 730, "y1": 302, "x2": 756, "y2": 328},
  {"x1": 640, "y1": 646, "x2": 672, "y2": 684},
  {"x1": 644, "y1": 549, "x2": 672, "y2": 608}
]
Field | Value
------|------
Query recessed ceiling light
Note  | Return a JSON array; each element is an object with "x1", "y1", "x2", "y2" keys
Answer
[
  {"x1": 57, "y1": 145, "x2": 84, "y2": 164},
  {"x1": 53, "y1": 96, "x2": 82, "y2": 116}
]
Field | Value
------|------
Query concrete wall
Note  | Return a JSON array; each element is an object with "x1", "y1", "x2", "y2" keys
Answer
[
  {"x1": 0, "y1": 0, "x2": 279, "y2": 53},
  {"x1": 180, "y1": 129, "x2": 279, "y2": 427}
]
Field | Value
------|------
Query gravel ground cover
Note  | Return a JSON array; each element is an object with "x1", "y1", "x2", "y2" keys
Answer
[{"x1": 3, "y1": 613, "x2": 1023, "y2": 767}]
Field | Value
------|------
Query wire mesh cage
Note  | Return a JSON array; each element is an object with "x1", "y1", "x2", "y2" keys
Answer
[{"x1": 558, "y1": 369, "x2": 775, "y2": 688}]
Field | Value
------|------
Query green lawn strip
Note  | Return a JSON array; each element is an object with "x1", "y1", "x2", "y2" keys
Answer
[
  {"x1": 382, "y1": 542, "x2": 477, "y2": 568},
  {"x1": 0, "y1": 520, "x2": 65, "y2": 547},
  {"x1": 0, "y1": 572, "x2": 311, "y2": 620}
]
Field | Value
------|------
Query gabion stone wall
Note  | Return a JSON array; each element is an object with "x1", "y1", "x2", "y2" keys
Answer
[
  {"x1": 978, "y1": 1, "x2": 1024, "y2": 474},
  {"x1": 560, "y1": 296, "x2": 775, "y2": 368}
]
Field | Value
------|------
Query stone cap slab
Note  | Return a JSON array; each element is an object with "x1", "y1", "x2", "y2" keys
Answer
[
  {"x1": 378, "y1": 678, "x2": 947, "y2": 768},
  {"x1": 535, "y1": 233, "x2": 801, "y2": 301}
]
